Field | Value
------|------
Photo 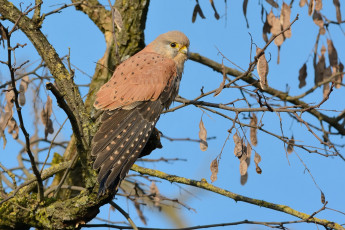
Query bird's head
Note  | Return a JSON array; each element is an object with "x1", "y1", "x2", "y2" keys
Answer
[{"x1": 146, "y1": 31, "x2": 190, "y2": 72}]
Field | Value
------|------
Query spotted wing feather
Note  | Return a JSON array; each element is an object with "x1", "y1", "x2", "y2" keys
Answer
[{"x1": 91, "y1": 99, "x2": 165, "y2": 193}]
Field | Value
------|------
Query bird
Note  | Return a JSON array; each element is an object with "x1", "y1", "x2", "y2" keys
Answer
[{"x1": 91, "y1": 31, "x2": 190, "y2": 195}]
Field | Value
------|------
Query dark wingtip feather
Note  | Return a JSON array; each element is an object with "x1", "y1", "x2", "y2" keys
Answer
[{"x1": 97, "y1": 171, "x2": 121, "y2": 197}]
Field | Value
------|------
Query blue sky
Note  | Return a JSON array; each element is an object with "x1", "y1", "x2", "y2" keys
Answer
[{"x1": 1, "y1": 1, "x2": 345, "y2": 229}]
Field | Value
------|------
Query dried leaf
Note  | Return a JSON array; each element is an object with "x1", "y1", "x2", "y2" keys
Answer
[
  {"x1": 250, "y1": 113, "x2": 258, "y2": 146},
  {"x1": 256, "y1": 47, "x2": 269, "y2": 90},
  {"x1": 270, "y1": 15, "x2": 284, "y2": 47},
  {"x1": 239, "y1": 158, "x2": 248, "y2": 176},
  {"x1": 233, "y1": 132, "x2": 243, "y2": 157},
  {"x1": 262, "y1": 17, "x2": 271, "y2": 43},
  {"x1": 134, "y1": 200, "x2": 147, "y2": 225},
  {"x1": 243, "y1": 0, "x2": 249, "y2": 28},
  {"x1": 327, "y1": 39, "x2": 338, "y2": 67},
  {"x1": 46, "y1": 119, "x2": 54, "y2": 137},
  {"x1": 210, "y1": 0, "x2": 220, "y2": 20},
  {"x1": 265, "y1": 0, "x2": 279, "y2": 8},
  {"x1": 323, "y1": 66, "x2": 332, "y2": 80},
  {"x1": 210, "y1": 158, "x2": 219, "y2": 183},
  {"x1": 214, "y1": 63, "x2": 227, "y2": 97},
  {"x1": 323, "y1": 67, "x2": 332, "y2": 98},
  {"x1": 333, "y1": 0, "x2": 342, "y2": 23},
  {"x1": 298, "y1": 63, "x2": 307, "y2": 88},
  {"x1": 256, "y1": 164, "x2": 262, "y2": 174},
  {"x1": 308, "y1": 0, "x2": 314, "y2": 16},
  {"x1": 239, "y1": 152, "x2": 247, "y2": 162},
  {"x1": 240, "y1": 173, "x2": 248, "y2": 185},
  {"x1": 299, "y1": 0, "x2": 308, "y2": 7},
  {"x1": 254, "y1": 152, "x2": 261, "y2": 164},
  {"x1": 150, "y1": 181, "x2": 160, "y2": 207},
  {"x1": 242, "y1": 142, "x2": 247, "y2": 156},
  {"x1": 323, "y1": 83, "x2": 330, "y2": 98},
  {"x1": 7, "y1": 118, "x2": 19, "y2": 139},
  {"x1": 321, "y1": 191, "x2": 325, "y2": 204},
  {"x1": 150, "y1": 181, "x2": 158, "y2": 195},
  {"x1": 19, "y1": 92, "x2": 25, "y2": 106},
  {"x1": 287, "y1": 135, "x2": 295, "y2": 153},
  {"x1": 199, "y1": 117, "x2": 208, "y2": 151},
  {"x1": 233, "y1": 132, "x2": 240, "y2": 145},
  {"x1": 321, "y1": 45, "x2": 326, "y2": 55},
  {"x1": 5, "y1": 89, "x2": 14, "y2": 104},
  {"x1": 315, "y1": 0, "x2": 322, "y2": 11},
  {"x1": 0, "y1": 109, "x2": 12, "y2": 132},
  {"x1": 335, "y1": 62, "x2": 344, "y2": 88},
  {"x1": 319, "y1": 27, "x2": 326, "y2": 35},
  {"x1": 277, "y1": 46, "x2": 281, "y2": 65},
  {"x1": 0, "y1": 90, "x2": 14, "y2": 131},
  {"x1": 315, "y1": 54, "x2": 326, "y2": 84},
  {"x1": 332, "y1": 66, "x2": 337, "y2": 81},
  {"x1": 44, "y1": 96, "x2": 53, "y2": 120},
  {"x1": 0, "y1": 23, "x2": 7, "y2": 40},
  {"x1": 246, "y1": 142, "x2": 252, "y2": 167},
  {"x1": 0, "y1": 128, "x2": 6, "y2": 149},
  {"x1": 19, "y1": 76, "x2": 29, "y2": 106},
  {"x1": 281, "y1": 2, "x2": 292, "y2": 38},
  {"x1": 267, "y1": 10, "x2": 275, "y2": 26},
  {"x1": 41, "y1": 96, "x2": 54, "y2": 138},
  {"x1": 113, "y1": 7, "x2": 123, "y2": 32},
  {"x1": 312, "y1": 11, "x2": 324, "y2": 28},
  {"x1": 192, "y1": 3, "x2": 205, "y2": 23}
]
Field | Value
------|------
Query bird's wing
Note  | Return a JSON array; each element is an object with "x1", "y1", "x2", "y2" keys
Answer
[
  {"x1": 92, "y1": 99, "x2": 164, "y2": 192},
  {"x1": 91, "y1": 51, "x2": 179, "y2": 194},
  {"x1": 94, "y1": 52, "x2": 177, "y2": 111}
]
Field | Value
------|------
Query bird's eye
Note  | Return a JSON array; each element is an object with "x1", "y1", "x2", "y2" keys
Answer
[{"x1": 170, "y1": 42, "x2": 177, "y2": 48}]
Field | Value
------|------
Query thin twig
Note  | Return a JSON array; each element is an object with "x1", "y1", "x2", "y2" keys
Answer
[
  {"x1": 4, "y1": 26, "x2": 44, "y2": 201},
  {"x1": 0, "y1": 161, "x2": 71, "y2": 204},
  {"x1": 42, "y1": 2, "x2": 83, "y2": 19},
  {"x1": 53, "y1": 153, "x2": 79, "y2": 198},
  {"x1": 45, "y1": 82, "x2": 86, "y2": 149},
  {"x1": 109, "y1": 201, "x2": 138, "y2": 230},
  {"x1": 0, "y1": 162, "x2": 16, "y2": 189},
  {"x1": 40, "y1": 117, "x2": 68, "y2": 174},
  {"x1": 80, "y1": 219, "x2": 312, "y2": 230},
  {"x1": 293, "y1": 112, "x2": 333, "y2": 149},
  {"x1": 161, "y1": 134, "x2": 216, "y2": 143}
]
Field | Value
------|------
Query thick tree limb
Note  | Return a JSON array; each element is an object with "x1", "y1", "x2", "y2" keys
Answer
[{"x1": 131, "y1": 164, "x2": 344, "y2": 230}]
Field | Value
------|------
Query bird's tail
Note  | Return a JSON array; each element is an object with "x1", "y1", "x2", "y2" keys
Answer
[{"x1": 91, "y1": 100, "x2": 163, "y2": 195}]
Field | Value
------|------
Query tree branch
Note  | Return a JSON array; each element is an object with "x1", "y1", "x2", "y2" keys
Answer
[
  {"x1": 3, "y1": 25, "x2": 44, "y2": 201},
  {"x1": 131, "y1": 164, "x2": 344, "y2": 230},
  {"x1": 0, "y1": 0, "x2": 91, "y2": 153},
  {"x1": 189, "y1": 52, "x2": 345, "y2": 135}
]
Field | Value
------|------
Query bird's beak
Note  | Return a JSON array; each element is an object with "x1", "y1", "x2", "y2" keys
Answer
[{"x1": 179, "y1": 45, "x2": 188, "y2": 55}]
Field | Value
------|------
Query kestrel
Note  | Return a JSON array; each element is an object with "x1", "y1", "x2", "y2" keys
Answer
[{"x1": 92, "y1": 31, "x2": 190, "y2": 194}]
